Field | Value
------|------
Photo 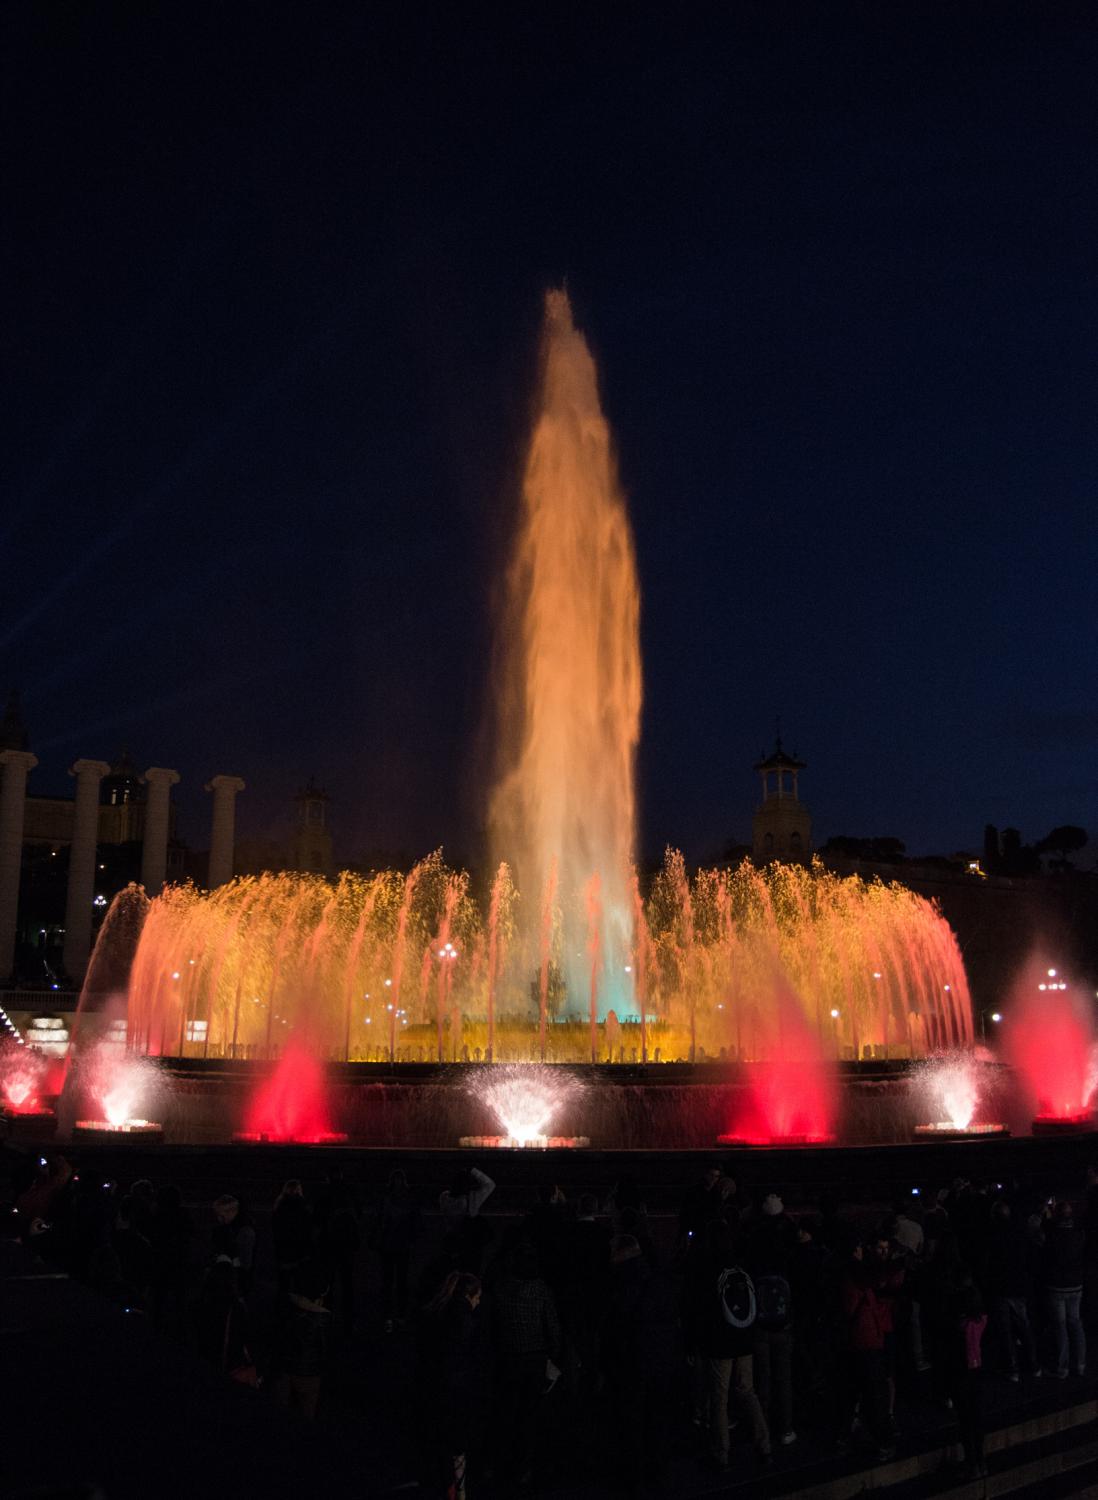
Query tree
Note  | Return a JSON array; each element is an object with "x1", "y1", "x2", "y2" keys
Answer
[
  {"x1": 1036, "y1": 825, "x2": 1088, "y2": 870},
  {"x1": 868, "y1": 837, "x2": 906, "y2": 862}
]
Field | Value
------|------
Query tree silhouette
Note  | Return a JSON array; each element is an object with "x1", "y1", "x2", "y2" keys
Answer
[{"x1": 1036, "y1": 825, "x2": 1088, "y2": 869}]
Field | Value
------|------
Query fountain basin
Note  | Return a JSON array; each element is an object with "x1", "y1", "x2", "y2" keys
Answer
[
  {"x1": 717, "y1": 1132, "x2": 837, "y2": 1148},
  {"x1": 458, "y1": 1134, "x2": 589, "y2": 1149},
  {"x1": 912, "y1": 1122, "x2": 1009, "y2": 1142},
  {"x1": 73, "y1": 1119, "x2": 164, "y2": 1140},
  {"x1": 1031, "y1": 1114, "x2": 1095, "y2": 1137},
  {"x1": 232, "y1": 1130, "x2": 348, "y2": 1145},
  {"x1": 1, "y1": 1107, "x2": 57, "y2": 1140}
]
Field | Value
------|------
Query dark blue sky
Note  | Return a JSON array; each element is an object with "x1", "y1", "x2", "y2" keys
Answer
[{"x1": 3, "y1": 2, "x2": 1096, "y2": 868}]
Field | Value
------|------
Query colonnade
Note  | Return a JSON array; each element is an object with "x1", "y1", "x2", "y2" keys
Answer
[{"x1": 0, "y1": 756, "x2": 245, "y2": 984}]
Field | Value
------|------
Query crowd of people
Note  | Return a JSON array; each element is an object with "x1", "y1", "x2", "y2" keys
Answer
[{"x1": 7, "y1": 1149, "x2": 1098, "y2": 1498}]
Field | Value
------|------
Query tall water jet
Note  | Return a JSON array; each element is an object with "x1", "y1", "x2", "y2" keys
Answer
[
  {"x1": 489, "y1": 289, "x2": 642, "y2": 1018},
  {"x1": 236, "y1": 1036, "x2": 346, "y2": 1144},
  {"x1": 718, "y1": 979, "x2": 838, "y2": 1145},
  {"x1": 1002, "y1": 954, "x2": 1097, "y2": 1131}
]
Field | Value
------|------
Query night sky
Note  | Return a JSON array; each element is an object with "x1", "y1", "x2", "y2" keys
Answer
[{"x1": 4, "y1": 2, "x2": 1097, "y2": 870}]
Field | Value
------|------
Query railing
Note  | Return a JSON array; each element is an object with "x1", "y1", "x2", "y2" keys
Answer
[{"x1": 0, "y1": 989, "x2": 84, "y2": 1012}]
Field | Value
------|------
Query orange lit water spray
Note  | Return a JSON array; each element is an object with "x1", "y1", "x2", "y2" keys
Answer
[{"x1": 489, "y1": 289, "x2": 642, "y2": 1020}]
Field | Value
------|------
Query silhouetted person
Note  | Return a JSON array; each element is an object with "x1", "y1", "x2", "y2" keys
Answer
[
  {"x1": 195, "y1": 1255, "x2": 252, "y2": 1383},
  {"x1": 1041, "y1": 1200, "x2": 1086, "y2": 1378},
  {"x1": 272, "y1": 1260, "x2": 332, "y2": 1420},
  {"x1": 679, "y1": 1166, "x2": 735, "y2": 1246},
  {"x1": 562, "y1": 1192, "x2": 611, "y2": 1399},
  {"x1": 211, "y1": 1194, "x2": 256, "y2": 1294},
  {"x1": 616, "y1": 1204, "x2": 657, "y2": 1269},
  {"x1": 603, "y1": 1233, "x2": 669, "y2": 1494},
  {"x1": 377, "y1": 1168, "x2": 421, "y2": 1332},
  {"x1": 939, "y1": 1268, "x2": 988, "y2": 1475},
  {"x1": 419, "y1": 1271, "x2": 486, "y2": 1500},
  {"x1": 113, "y1": 1194, "x2": 153, "y2": 1308},
  {"x1": 492, "y1": 1242, "x2": 561, "y2": 1486},
  {"x1": 272, "y1": 1179, "x2": 314, "y2": 1293},
  {"x1": 525, "y1": 1181, "x2": 568, "y2": 1288},
  {"x1": 1082, "y1": 1166, "x2": 1098, "y2": 1334},
  {"x1": 150, "y1": 1182, "x2": 193, "y2": 1332},
  {"x1": 985, "y1": 1199, "x2": 1038, "y2": 1379},
  {"x1": 749, "y1": 1194, "x2": 797, "y2": 1445},
  {"x1": 839, "y1": 1241, "x2": 900, "y2": 1460},
  {"x1": 682, "y1": 1220, "x2": 771, "y2": 1468},
  {"x1": 440, "y1": 1167, "x2": 495, "y2": 1274},
  {"x1": 315, "y1": 1169, "x2": 360, "y2": 1330},
  {"x1": 789, "y1": 1214, "x2": 829, "y2": 1403}
]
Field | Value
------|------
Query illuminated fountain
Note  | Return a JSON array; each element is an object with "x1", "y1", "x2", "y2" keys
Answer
[
  {"x1": 80, "y1": 287, "x2": 977, "y2": 1142},
  {"x1": 0, "y1": 1043, "x2": 56, "y2": 1136},
  {"x1": 911, "y1": 1052, "x2": 1009, "y2": 1140},
  {"x1": 72, "y1": 1042, "x2": 163, "y2": 1139},
  {"x1": 1, "y1": 1044, "x2": 46, "y2": 1114},
  {"x1": 488, "y1": 289, "x2": 642, "y2": 1034},
  {"x1": 234, "y1": 1037, "x2": 347, "y2": 1144},
  {"x1": 1003, "y1": 958, "x2": 1097, "y2": 1135},
  {"x1": 718, "y1": 980, "x2": 838, "y2": 1145},
  {"x1": 117, "y1": 853, "x2": 972, "y2": 1068},
  {"x1": 459, "y1": 1064, "x2": 588, "y2": 1148}
]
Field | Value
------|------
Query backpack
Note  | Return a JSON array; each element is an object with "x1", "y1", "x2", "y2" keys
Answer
[
  {"x1": 718, "y1": 1265, "x2": 756, "y2": 1328},
  {"x1": 755, "y1": 1272, "x2": 792, "y2": 1329}
]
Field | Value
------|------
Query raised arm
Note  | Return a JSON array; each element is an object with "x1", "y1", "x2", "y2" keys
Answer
[{"x1": 468, "y1": 1167, "x2": 496, "y2": 1215}]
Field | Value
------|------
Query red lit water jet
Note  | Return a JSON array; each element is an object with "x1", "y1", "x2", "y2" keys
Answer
[
  {"x1": 1001, "y1": 956, "x2": 1096, "y2": 1132},
  {"x1": 718, "y1": 981, "x2": 838, "y2": 1145},
  {"x1": 0, "y1": 1044, "x2": 48, "y2": 1115},
  {"x1": 237, "y1": 1038, "x2": 346, "y2": 1144}
]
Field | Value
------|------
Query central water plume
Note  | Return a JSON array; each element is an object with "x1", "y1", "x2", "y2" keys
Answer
[
  {"x1": 240, "y1": 1037, "x2": 343, "y2": 1143},
  {"x1": 489, "y1": 289, "x2": 642, "y2": 1016},
  {"x1": 720, "y1": 979, "x2": 838, "y2": 1144},
  {"x1": 913, "y1": 1053, "x2": 981, "y2": 1129},
  {"x1": 70, "y1": 1039, "x2": 161, "y2": 1128},
  {"x1": 469, "y1": 1063, "x2": 581, "y2": 1146}
]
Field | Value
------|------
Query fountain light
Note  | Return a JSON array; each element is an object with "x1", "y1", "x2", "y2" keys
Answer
[
  {"x1": 233, "y1": 1039, "x2": 347, "y2": 1144},
  {"x1": 460, "y1": 1064, "x2": 588, "y2": 1148},
  {"x1": 718, "y1": 984, "x2": 838, "y2": 1146},
  {"x1": 911, "y1": 1052, "x2": 1009, "y2": 1140},
  {"x1": 0, "y1": 1047, "x2": 55, "y2": 1134},
  {"x1": 1002, "y1": 956, "x2": 1098, "y2": 1135},
  {"x1": 73, "y1": 1043, "x2": 164, "y2": 1140}
]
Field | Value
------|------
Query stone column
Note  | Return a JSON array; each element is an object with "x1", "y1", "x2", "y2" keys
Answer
[
  {"x1": 0, "y1": 749, "x2": 37, "y2": 980},
  {"x1": 62, "y1": 758, "x2": 111, "y2": 982},
  {"x1": 141, "y1": 767, "x2": 180, "y2": 897},
  {"x1": 205, "y1": 774, "x2": 245, "y2": 888}
]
